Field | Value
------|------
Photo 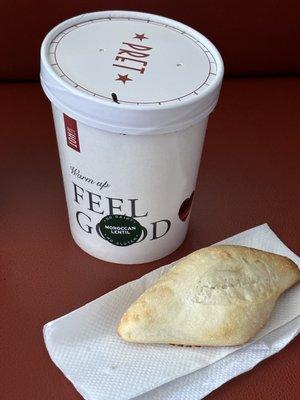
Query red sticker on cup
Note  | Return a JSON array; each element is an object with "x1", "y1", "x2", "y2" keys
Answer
[
  {"x1": 179, "y1": 191, "x2": 194, "y2": 221},
  {"x1": 63, "y1": 114, "x2": 80, "y2": 152}
]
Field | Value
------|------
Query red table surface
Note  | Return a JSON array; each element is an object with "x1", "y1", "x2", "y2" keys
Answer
[{"x1": 1, "y1": 78, "x2": 300, "y2": 399}]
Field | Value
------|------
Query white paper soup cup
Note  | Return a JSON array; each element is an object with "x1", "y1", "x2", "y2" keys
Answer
[{"x1": 40, "y1": 10, "x2": 224, "y2": 264}]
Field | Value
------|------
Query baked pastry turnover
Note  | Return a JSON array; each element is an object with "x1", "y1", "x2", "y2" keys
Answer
[{"x1": 118, "y1": 246, "x2": 300, "y2": 346}]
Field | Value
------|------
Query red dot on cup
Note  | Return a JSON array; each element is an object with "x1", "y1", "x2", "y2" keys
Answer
[{"x1": 178, "y1": 191, "x2": 194, "y2": 221}]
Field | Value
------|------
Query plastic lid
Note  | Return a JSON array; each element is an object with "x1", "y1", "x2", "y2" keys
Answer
[{"x1": 40, "y1": 11, "x2": 224, "y2": 134}]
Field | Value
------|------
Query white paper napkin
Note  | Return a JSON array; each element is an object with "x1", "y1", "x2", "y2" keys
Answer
[{"x1": 43, "y1": 224, "x2": 300, "y2": 400}]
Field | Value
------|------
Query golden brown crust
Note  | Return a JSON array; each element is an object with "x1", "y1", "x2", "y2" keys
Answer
[{"x1": 118, "y1": 245, "x2": 300, "y2": 346}]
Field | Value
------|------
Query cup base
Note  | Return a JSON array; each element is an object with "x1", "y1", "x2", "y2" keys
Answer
[{"x1": 70, "y1": 227, "x2": 188, "y2": 265}]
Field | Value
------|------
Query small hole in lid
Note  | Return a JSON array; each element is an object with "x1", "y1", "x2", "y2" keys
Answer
[
  {"x1": 111, "y1": 93, "x2": 119, "y2": 104},
  {"x1": 99, "y1": 48, "x2": 105, "y2": 52},
  {"x1": 176, "y1": 63, "x2": 183, "y2": 67}
]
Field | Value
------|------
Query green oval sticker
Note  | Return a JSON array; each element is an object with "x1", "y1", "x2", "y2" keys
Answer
[{"x1": 97, "y1": 215, "x2": 143, "y2": 246}]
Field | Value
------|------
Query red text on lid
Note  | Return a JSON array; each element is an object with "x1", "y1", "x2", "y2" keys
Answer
[{"x1": 113, "y1": 34, "x2": 153, "y2": 84}]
